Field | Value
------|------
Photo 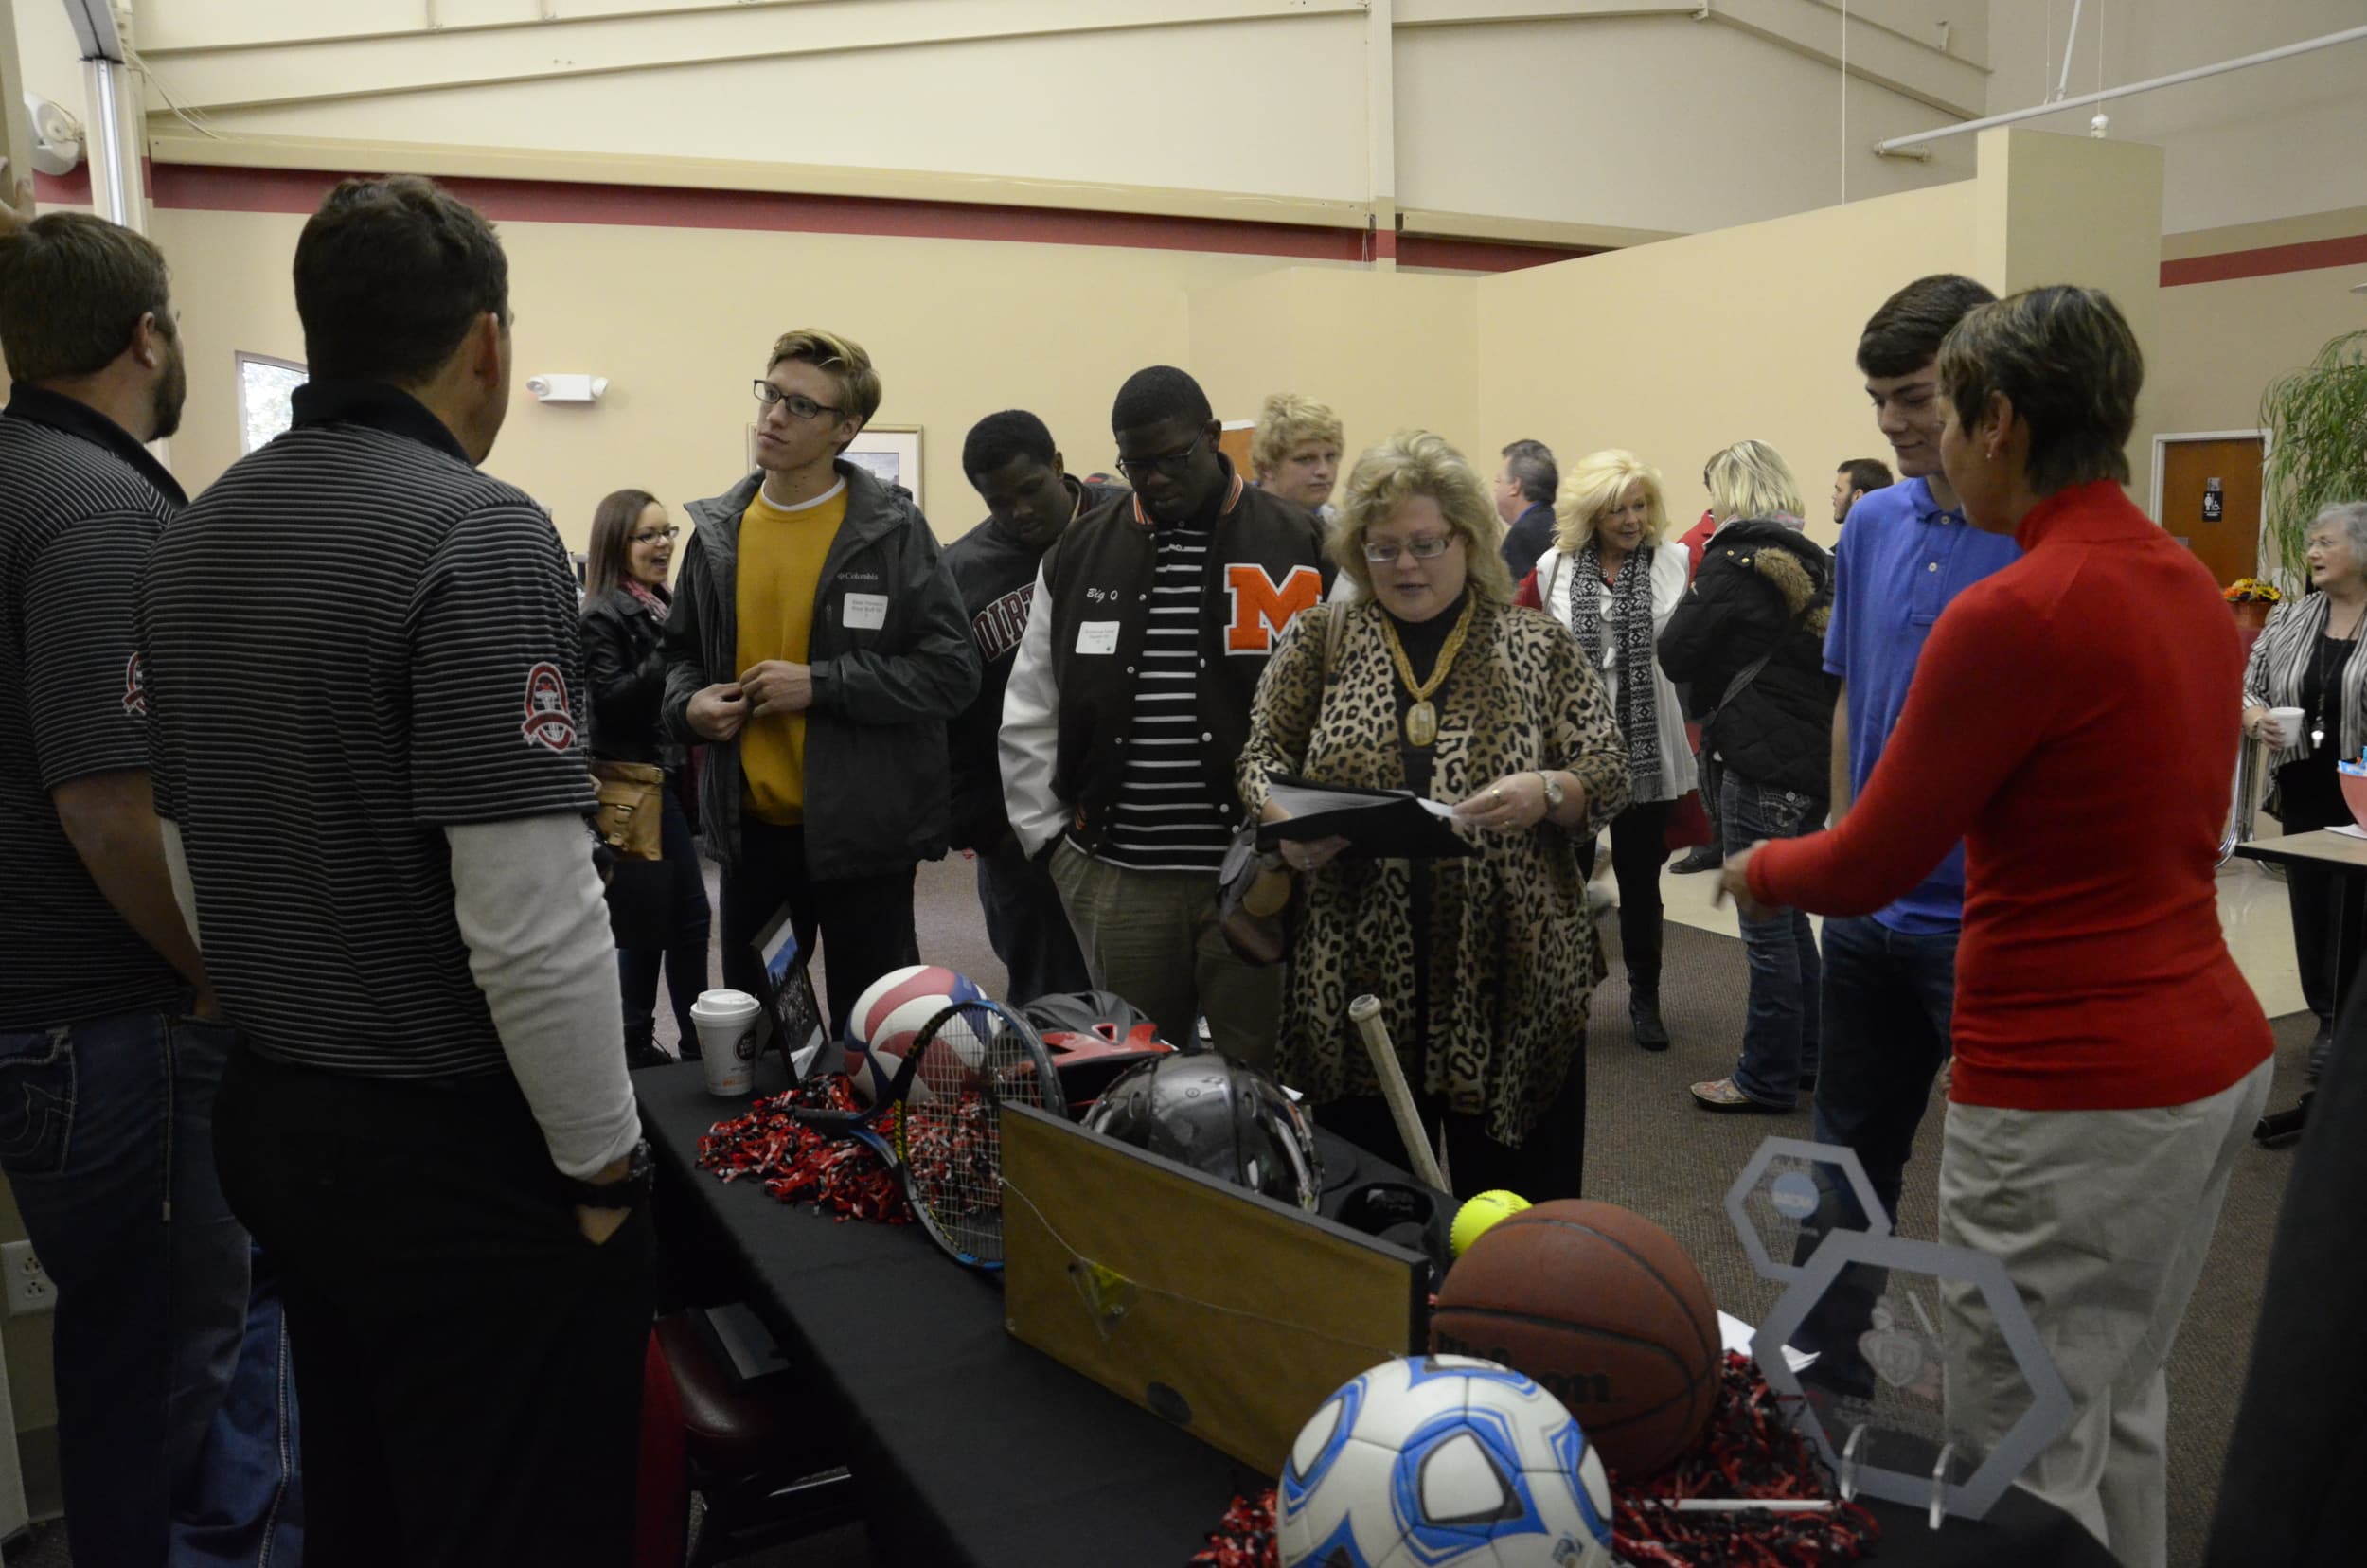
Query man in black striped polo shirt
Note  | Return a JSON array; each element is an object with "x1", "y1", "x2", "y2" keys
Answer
[
  {"x1": 0, "y1": 212, "x2": 296, "y2": 1562},
  {"x1": 1002, "y1": 367, "x2": 1330, "y2": 1065},
  {"x1": 138, "y1": 177, "x2": 650, "y2": 1564}
]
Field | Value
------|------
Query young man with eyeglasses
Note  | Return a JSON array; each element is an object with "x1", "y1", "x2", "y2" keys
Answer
[
  {"x1": 665, "y1": 329, "x2": 978, "y2": 1037},
  {"x1": 1001, "y1": 365, "x2": 1329, "y2": 1066}
]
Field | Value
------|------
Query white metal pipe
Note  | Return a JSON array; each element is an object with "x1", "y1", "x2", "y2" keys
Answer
[
  {"x1": 2053, "y1": 0, "x2": 2087, "y2": 102},
  {"x1": 80, "y1": 55, "x2": 140, "y2": 231},
  {"x1": 1878, "y1": 23, "x2": 2367, "y2": 153}
]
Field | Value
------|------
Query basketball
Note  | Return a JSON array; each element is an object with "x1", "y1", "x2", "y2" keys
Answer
[
  {"x1": 1428, "y1": 1199, "x2": 1720, "y2": 1478},
  {"x1": 1450, "y1": 1189, "x2": 1531, "y2": 1256},
  {"x1": 846, "y1": 965, "x2": 985, "y2": 1104}
]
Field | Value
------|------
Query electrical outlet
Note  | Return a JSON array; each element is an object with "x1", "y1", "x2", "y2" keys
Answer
[{"x1": 1, "y1": 1240, "x2": 54, "y2": 1316}]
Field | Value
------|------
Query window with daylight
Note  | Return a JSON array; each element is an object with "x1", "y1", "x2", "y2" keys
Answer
[{"x1": 237, "y1": 353, "x2": 308, "y2": 454}]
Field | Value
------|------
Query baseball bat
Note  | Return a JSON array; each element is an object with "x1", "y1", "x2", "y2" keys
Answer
[{"x1": 1347, "y1": 994, "x2": 1449, "y2": 1192}]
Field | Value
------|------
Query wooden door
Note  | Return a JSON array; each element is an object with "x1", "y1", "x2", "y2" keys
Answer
[
  {"x1": 2159, "y1": 437, "x2": 2264, "y2": 588},
  {"x1": 1219, "y1": 423, "x2": 1258, "y2": 479}
]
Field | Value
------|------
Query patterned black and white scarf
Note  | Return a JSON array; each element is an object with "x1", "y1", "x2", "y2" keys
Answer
[{"x1": 1561, "y1": 540, "x2": 1661, "y2": 786}]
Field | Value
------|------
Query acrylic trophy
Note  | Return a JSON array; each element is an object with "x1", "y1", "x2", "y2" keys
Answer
[{"x1": 1726, "y1": 1137, "x2": 2073, "y2": 1526}]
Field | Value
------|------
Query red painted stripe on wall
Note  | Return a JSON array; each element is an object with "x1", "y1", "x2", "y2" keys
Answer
[
  {"x1": 2162, "y1": 232, "x2": 2367, "y2": 287},
  {"x1": 1397, "y1": 234, "x2": 1596, "y2": 273},
  {"x1": 145, "y1": 162, "x2": 1376, "y2": 262},
  {"x1": 37, "y1": 159, "x2": 1593, "y2": 272}
]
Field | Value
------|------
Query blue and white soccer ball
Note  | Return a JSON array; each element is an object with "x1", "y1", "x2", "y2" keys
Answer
[{"x1": 1277, "y1": 1355, "x2": 1619, "y2": 1568}]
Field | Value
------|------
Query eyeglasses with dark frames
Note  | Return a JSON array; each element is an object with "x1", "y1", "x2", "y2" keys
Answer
[
  {"x1": 752, "y1": 382, "x2": 845, "y2": 421},
  {"x1": 1113, "y1": 433, "x2": 1207, "y2": 482}
]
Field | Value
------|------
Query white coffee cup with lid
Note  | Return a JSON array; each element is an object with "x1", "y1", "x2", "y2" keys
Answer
[{"x1": 689, "y1": 989, "x2": 762, "y2": 1096}]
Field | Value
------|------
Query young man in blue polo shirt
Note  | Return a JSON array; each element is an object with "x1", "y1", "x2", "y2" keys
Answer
[{"x1": 1817, "y1": 273, "x2": 2012, "y2": 1223}]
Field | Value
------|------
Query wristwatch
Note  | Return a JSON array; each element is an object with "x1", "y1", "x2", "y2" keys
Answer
[
  {"x1": 567, "y1": 1139, "x2": 653, "y2": 1209},
  {"x1": 1534, "y1": 772, "x2": 1566, "y2": 813}
]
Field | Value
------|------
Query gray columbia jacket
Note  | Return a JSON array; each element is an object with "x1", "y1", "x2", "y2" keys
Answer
[{"x1": 662, "y1": 459, "x2": 980, "y2": 879}]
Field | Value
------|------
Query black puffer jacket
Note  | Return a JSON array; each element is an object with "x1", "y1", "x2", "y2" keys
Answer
[{"x1": 1658, "y1": 519, "x2": 1838, "y2": 799}]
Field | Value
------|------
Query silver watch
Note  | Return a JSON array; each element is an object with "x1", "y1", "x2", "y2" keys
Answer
[{"x1": 1534, "y1": 772, "x2": 1566, "y2": 811}]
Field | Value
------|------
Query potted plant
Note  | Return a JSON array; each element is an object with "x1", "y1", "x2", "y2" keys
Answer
[
  {"x1": 2260, "y1": 327, "x2": 2367, "y2": 589},
  {"x1": 2224, "y1": 577, "x2": 2283, "y2": 633}
]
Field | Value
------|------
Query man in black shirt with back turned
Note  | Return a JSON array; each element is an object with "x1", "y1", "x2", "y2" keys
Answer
[
  {"x1": 138, "y1": 177, "x2": 650, "y2": 1565},
  {"x1": 0, "y1": 209, "x2": 296, "y2": 1565},
  {"x1": 944, "y1": 410, "x2": 1119, "y2": 1002}
]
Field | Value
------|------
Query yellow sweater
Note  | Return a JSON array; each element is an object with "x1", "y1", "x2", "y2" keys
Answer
[{"x1": 735, "y1": 482, "x2": 846, "y2": 825}]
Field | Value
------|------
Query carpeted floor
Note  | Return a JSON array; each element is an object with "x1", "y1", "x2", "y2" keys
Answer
[{"x1": 14, "y1": 857, "x2": 2287, "y2": 1566}]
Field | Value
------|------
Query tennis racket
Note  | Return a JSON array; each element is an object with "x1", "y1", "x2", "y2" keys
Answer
[
  {"x1": 892, "y1": 999, "x2": 1065, "y2": 1271},
  {"x1": 790, "y1": 1013, "x2": 942, "y2": 1168}
]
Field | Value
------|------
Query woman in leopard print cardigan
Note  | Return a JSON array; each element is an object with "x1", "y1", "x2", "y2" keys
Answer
[{"x1": 1238, "y1": 433, "x2": 1629, "y2": 1199}]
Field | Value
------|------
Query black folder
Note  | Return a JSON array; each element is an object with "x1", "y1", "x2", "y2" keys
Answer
[{"x1": 1254, "y1": 776, "x2": 1475, "y2": 860}]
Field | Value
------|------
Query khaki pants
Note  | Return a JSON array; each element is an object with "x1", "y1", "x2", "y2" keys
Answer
[
  {"x1": 1937, "y1": 1059, "x2": 2271, "y2": 1568},
  {"x1": 1048, "y1": 842, "x2": 1283, "y2": 1072}
]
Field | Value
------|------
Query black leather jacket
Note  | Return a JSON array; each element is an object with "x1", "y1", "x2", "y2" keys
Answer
[{"x1": 581, "y1": 585, "x2": 675, "y2": 767}]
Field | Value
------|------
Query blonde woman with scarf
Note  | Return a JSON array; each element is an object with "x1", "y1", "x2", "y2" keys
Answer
[{"x1": 1515, "y1": 449, "x2": 1694, "y2": 1049}]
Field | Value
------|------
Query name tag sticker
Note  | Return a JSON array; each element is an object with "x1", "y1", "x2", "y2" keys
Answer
[
  {"x1": 1076, "y1": 620, "x2": 1120, "y2": 655},
  {"x1": 843, "y1": 592, "x2": 888, "y2": 631}
]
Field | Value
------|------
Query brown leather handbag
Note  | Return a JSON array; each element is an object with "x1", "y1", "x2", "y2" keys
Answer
[
  {"x1": 1219, "y1": 601, "x2": 1351, "y2": 966},
  {"x1": 590, "y1": 760, "x2": 667, "y2": 862}
]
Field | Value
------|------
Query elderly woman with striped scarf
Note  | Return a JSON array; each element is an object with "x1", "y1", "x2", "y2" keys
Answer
[
  {"x1": 1515, "y1": 449, "x2": 1694, "y2": 1049},
  {"x1": 2242, "y1": 500, "x2": 2367, "y2": 1078}
]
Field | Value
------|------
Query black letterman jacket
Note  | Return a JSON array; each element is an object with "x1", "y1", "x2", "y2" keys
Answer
[{"x1": 1000, "y1": 462, "x2": 1331, "y2": 860}]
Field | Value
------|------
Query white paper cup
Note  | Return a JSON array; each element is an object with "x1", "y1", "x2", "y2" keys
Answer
[
  {"x1": 690, "y1": 989, "x2": 762, "y2": 1096},
  {"x1": 2269, "y1": 706, "x2": 2305, "y2": 746}
]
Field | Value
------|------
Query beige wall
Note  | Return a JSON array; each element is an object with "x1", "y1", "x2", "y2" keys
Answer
[
  {"x1": 153, "y1": 207, "x2": 1308, "y2": 548},
  {"x1": 101, "y1": 0, "x2": 1980, "y2": 240},
  {"x1": 2154, "y1": 266, "x2": 2367, "y2": 454},
  {"x1": 1972, "y1": 129, "x2": 2166, "y2": 502},
  {"x1": 1985, "y1": 0, "x2": 2367, "y2": 235},
  {"x1": 1475, "y1": 180, "x2": 1980, "y2": 548},
  {"x1": 1188, "y1": 267, "x2": 1483, "y2": 483},
  {"x1": 1395, "y1": 15, "x2": 1979, "y2": 233}
]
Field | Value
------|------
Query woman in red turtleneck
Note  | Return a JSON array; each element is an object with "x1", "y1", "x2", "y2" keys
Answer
[{"x1": 1724, "y1": 286, "x2": 2270, "y2": 1568}]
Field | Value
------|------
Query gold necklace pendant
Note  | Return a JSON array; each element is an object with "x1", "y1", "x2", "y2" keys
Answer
[{"x1": 1380, "y1": 598, "x2": 1477, "y2": 751}]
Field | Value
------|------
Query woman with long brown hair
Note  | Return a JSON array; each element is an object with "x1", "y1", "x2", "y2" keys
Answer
[{"x1": 582, "y1": 488, "x2": 711, "y2": 1067}]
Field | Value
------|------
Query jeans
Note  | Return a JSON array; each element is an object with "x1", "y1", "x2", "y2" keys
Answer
[
  {"x1": 0, "y1": 1009, "x2": 299, "y2": 1567},
  {"x1": 720, "y1": 819, "x2": 918, "y2": 1041},
  {"x1": 1721, "y1": 772, "x2": 1824, "y2": 1105},
  {"x1": 975, "y1": 834, "x2": 1091, "y2": 1005},
  {"x1": 1811, "y1": 913, "x2": 1957, "y2": 1221},
  {"x1": 616, "y1": 789, "x2": 713, "y2": 1056}
]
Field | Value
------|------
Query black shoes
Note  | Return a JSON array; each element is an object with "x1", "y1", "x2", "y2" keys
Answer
[
  {"x1": 624, "y1": 1024, "x2": 674, "y2": 1072},
  {"x1": 2306, "y1": 1017, "x2": 2334, "y2": 1085},
  {"x1": 1631, "y1": 991, "x2": 1671, "y2": 1051},
  {"x1": 1670, "y1": 847, "x2": 1724, "y2": 875}
]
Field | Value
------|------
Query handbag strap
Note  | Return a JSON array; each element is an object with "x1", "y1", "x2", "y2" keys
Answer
[{"x1": 1703, "y1": 650, "x2": 1772, "y2": 735}]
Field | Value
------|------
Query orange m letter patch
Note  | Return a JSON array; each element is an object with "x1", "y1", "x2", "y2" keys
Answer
[{"x1": 1224, "y1": 563, "x2": 1324, "y2": 654}]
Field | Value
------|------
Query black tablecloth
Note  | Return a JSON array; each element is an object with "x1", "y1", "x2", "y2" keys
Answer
[{"x1": 639, "y1": 1060, "x2": 2117, "y2": 1568}]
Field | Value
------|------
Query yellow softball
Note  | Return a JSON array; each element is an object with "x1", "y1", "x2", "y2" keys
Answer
[{"x1": 1450, "y1": 1189, "x2": 1532, "y2": 1256}]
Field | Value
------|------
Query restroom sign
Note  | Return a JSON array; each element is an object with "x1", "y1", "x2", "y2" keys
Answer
[{"x1": 2203, "y1": 477, "x2": 2224, "y2": 522}]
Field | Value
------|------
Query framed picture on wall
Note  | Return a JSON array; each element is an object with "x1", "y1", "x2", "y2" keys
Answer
[
  {"x1": 744, "y1": 425, "x2": 925, "y2": 511},
  {"x1": 845, "y1": 427, "x2": 923, "y2": 511}
]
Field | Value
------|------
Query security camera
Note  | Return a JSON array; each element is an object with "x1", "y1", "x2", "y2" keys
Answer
[{"x1": 23, "y1": 94, "x2": 84, "y2": 176}]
